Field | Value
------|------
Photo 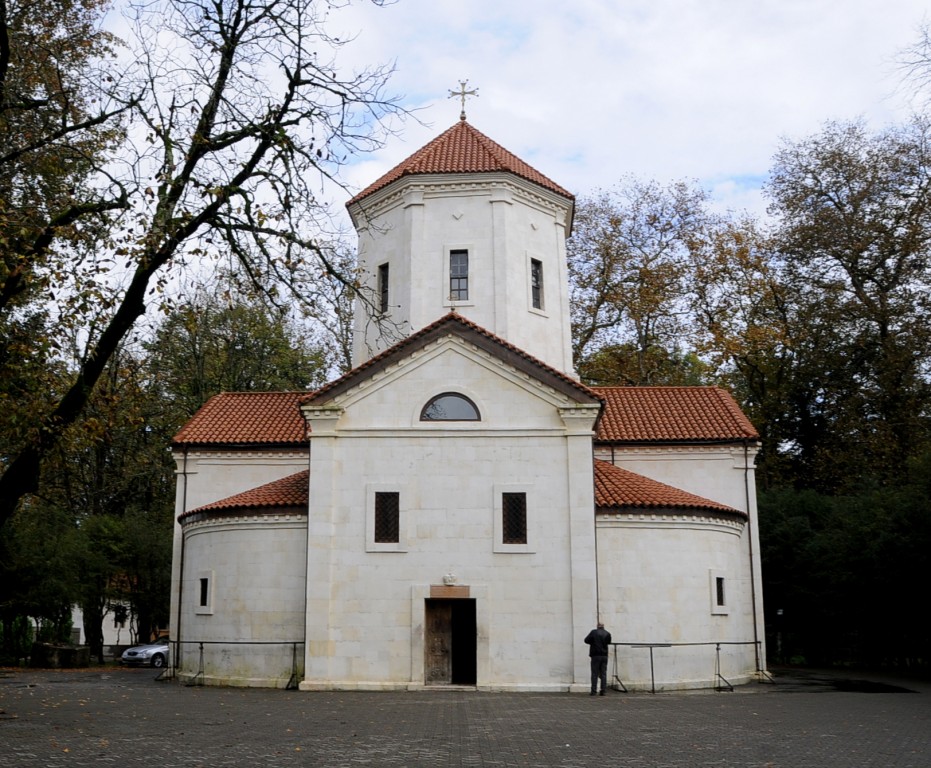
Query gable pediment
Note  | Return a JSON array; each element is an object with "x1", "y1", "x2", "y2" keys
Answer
[
  {"x1": 303, "y1": 329, "x2": 598, "y2": 432},
  {"x1": 303, "y1": 313, "x2": 600, "y2": 410}
]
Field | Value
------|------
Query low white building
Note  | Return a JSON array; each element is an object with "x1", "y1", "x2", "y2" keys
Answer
[{"x1": 169, "y1": 118, "x2": 766, "y2": 691}]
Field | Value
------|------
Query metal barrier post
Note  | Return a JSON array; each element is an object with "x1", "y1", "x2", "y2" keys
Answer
[
  {"x1": 169, "y1": 639, "x2": 305, "y2": 687},
  {"x1": 186, "y1": 642, "x2": 205, "y2": 687},
  {"x1": 610, "y1": 645, "x2": 628, "y2": 692},
  {"x1": 286, "y1": 642, "x2": 301, "y2": 690},
  {"x1": 714, "y1": 643, "x2": 734, "y2": 692},
  {"x1": 631, "y1": 644, "x2": 671, "y2": 694}
]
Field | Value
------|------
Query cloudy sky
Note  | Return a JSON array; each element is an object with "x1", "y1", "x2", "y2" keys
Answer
[{"x1": 333, "y1": 0, "x2": 927, "y2": 216}]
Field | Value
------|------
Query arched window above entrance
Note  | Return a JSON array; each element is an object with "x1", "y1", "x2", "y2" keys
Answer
[{"x1": 420, "y1": 393, "x2": 480, "y2": 421}]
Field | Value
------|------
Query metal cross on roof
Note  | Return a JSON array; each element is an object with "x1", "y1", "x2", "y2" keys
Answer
[{"x1": 448, "y1": 79, "x2": 479, "y2": 121}]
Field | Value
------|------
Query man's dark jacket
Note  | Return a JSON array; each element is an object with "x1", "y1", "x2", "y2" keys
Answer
[{"x1": 584, "y1": 627, "x2": 612, "y2": 657}]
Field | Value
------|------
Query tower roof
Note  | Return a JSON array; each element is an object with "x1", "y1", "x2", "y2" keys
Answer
[{"x1": 347, "y1": 120, "x2": 574, "y2": 206}]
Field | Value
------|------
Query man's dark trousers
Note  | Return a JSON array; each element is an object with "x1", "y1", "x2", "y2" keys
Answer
[{"x1": 591, "y1": 655, "x2": 608, "y2": 694}]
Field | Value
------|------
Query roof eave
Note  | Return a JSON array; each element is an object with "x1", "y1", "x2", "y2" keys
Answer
[
  {"x1": 180, "y1": 505, "x2": 308, "y2": 525},
  {"x1": 595, "y1": 437, "x2": 760, "y2": 447},
  {"x1": 172, "y1": 441, "x2": 306, "y2": 451},
  {"x1": 347, "y1": 170, "x2": 574, "y2": 231},
  {"x1": 596, "y1": 505, "x2": 748, "y2": 522}
]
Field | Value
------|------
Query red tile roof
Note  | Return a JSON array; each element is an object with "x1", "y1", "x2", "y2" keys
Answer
[
  {"x1": 592, "y1": 387, "x2": 758, "y2": 443},
  {"x1": 181, "y1": 470, "x2": 309, "y2": 519},
  {"x1": 347, "y1": 120, "x2": 574, "y2": 206},
  {"x1": 183, "y1": 463, "x2": 740, "y2": 520},
  {"x1": 594, "y1": 460, "x2": 744, "y2": 517},
  {"x1": 170, "y1": 352, "x2": 757, "y2": 449},
  {"x1": 171, "y1": 316, "x2": 600, "y2": 448},
  {"x1": 172, "y1": 392, "x2": 307, "y2": 447}
]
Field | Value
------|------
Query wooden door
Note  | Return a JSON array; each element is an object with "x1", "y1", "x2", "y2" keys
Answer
[{"x1": 425, "y1": 601, "x2": 452, "y2": 685}]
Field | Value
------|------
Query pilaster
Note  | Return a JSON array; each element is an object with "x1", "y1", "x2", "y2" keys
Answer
[
  {"x1": 300, "y1": 406, "x2": 342, "y2": 688},
  {"x1": 490, "y1": 186, "x2": 513, "y2": 340},
  {"x1": 559, "y1": 405, "x2": 601, "y2": 689}
]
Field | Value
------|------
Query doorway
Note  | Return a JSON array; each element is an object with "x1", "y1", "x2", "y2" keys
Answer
[{"x1": 424, "y1": 598, "x2": 476, "y2": 685}]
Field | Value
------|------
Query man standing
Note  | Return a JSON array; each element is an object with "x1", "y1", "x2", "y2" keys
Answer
[{"x1": 584, "y1": 622, "x2": 612, "y2": 695}]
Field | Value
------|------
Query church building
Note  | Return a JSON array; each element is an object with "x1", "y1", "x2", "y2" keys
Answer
[{"x1": 169, "y1": 116, "x2": 767, "y2": 692}]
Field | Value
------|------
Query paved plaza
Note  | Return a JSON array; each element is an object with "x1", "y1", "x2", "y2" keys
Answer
[{"x1": 1, "y1": 666, "x2": 929, "y2": 767}]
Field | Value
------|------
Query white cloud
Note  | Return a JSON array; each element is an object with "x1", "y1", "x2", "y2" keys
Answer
[{"x1": 332, "y1": 0, "x2": 924, "y2": 216}]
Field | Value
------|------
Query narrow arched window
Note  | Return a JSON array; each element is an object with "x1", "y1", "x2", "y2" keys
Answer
[{"x1": 420, "y1": 393, "x2": 480, "y2": 421}]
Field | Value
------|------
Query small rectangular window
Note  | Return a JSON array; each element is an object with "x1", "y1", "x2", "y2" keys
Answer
[
  {"x1": 449, "y1": 249, "x2": 469, "y2": 301},
  {"x1": 709, "y1": 569, "x2": 728, "y2": 615},
  {"x1": 374, "y1": 491, "x2": 400, "y2": 543},
  {"x1": 378, "y1": 262, "x2": 390, "y2": 313},
  {"x1": 530, "y1": 258, "x2": 543, "y2": 309},
  {"x1": 195, "y1": 570, "x2": 214, "y2": 614},
  {"x1": 502, "y1": 492, "x2": 527, "y2": 544}
]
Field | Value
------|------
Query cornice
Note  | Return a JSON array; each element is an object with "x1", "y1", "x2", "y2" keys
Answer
[
  {"x1": 181, "y1": 508, "x2": 308, "y2": 530},
  {"x1": 350, "y1": 174, "x2": 572, "y2": 230},
  {"x1": 173, "y1": 449, "x2": 308, "y2": 461},
  {"x1": 595, "y1": 444, "x2": 751, "y2": 458},
  {"x1": 597, "y1": 510, "x2": 746, "y2": 534}
]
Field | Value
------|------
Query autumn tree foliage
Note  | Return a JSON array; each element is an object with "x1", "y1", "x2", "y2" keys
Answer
[
  {"x1": 567, "y1": 177, "x2": 712, "y2": 385},
  {"x1": 570, "y1": 119, "x2": 931, "y2": 494},
  {"x1": 767, "y1": 118, "x2": 931, "y2": 489},
  {"x1": 0, "y1": 0, "x2": 129, "y2": 315},
  {"x1": 567, "y1": 118, "x2": 931, "y2": 669},
  {"x1": 0, "y1": 0, "x2": 398, "y2": 528},
  {"x1": 0, "y1": 0, "x2": 132, "y2": 533}
]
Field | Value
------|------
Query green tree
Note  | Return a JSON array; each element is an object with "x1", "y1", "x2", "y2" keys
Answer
[
  {"x1": 761, "y1": 455, "x2": 931, "y2": 669},
  {"x1": 146, "y1": 291, "x2": 330, "y2": 418},
  {"x1": 577, "y1": 343, "x2": 708, "y2": 387},
  {"x1": 72, "y1": 514, "x2": 128, "y2": 662},
  {"x1": 0, "y1": 500, "x2": 79, "y2": 660},
  {"x1": 3, "y1": 287, "x2": 325, "y2": 657},
  {"x1": 688, "y1": 217, "x2": 823, "y2": 488},
  {"x1": 766, "y1": 118, "x2": 931, "y2": 489},
  {"x1": 38, "y1": 343, "x2": 176, "y2": 655}
]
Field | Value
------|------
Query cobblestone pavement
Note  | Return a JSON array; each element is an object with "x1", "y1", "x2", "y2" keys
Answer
[{"x1": 1, "y1": 666, "x2": 929, "y2": 767}]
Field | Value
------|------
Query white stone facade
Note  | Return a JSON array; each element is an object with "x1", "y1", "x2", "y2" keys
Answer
[
  {"x1": 168, "y1": 120, "x2": 766, "y2": 692},
  {"x1": 594, "y1": 444, "x2": 765, "y2": 690},
  {"x1": 177, "y1": 513, "x2": 307, "y2": 687},
  {"x1": 301, "y1": 335, "x2": 599, "y2": 691},
  {"x1": 350, "y1": 174, "x2": 576, "y2": 375},
  {"x1": 169, "y1": 450, "x2": 309, "y2": 686}
]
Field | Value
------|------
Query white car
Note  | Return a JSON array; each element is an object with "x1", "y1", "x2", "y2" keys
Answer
[{"x1": 121, "y1": 641, "x2": 169, "y2": 668}]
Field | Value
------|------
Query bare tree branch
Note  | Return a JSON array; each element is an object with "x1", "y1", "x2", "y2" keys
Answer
[{"x1": 0, "y1": 0, "x2": 402, "y2": 527}]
